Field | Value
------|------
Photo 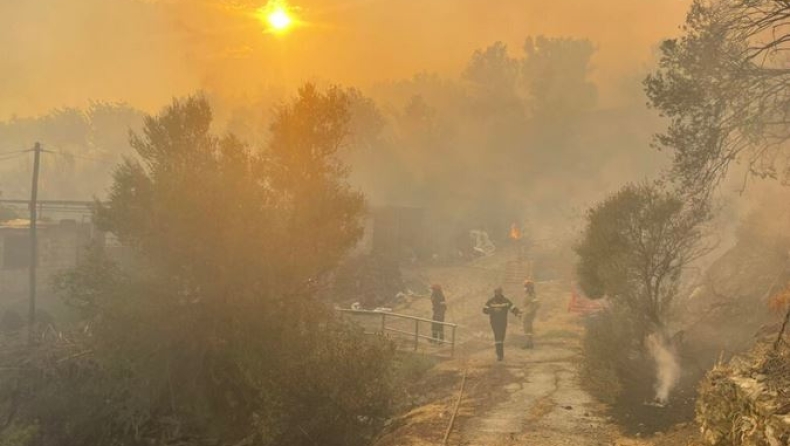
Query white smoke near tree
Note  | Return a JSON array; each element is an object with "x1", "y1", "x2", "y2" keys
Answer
[{"x1": 646, "y1": 332, "x2": 680, "y2": 405}]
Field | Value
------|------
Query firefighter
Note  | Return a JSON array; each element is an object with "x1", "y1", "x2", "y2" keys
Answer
[
  {"x1": 521, "y1": 280, "x2": 540, "y2": 349},
  {"x1": 430, "y1": 284, "x2": 447, "y2": 342},
  {"x1": 483, "y1": 287, "x2": 521, "y2": 361}
]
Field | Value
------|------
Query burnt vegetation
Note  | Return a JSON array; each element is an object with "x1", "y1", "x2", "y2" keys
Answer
[{"x1": 565, "y1": 0, "x2": 790, "y2": 437}]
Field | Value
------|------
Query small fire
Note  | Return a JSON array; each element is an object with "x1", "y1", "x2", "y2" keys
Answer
[
  {"x1": 768, "y1": 282, "x2": 790, "y2": 314},
  {"x1": 509, "y1": 223, "x2": 522, "y2": 240}
]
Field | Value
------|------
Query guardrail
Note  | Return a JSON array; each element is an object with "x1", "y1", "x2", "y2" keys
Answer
[{"x1": 338, "y1": 309, "x2": 458, "y2": 357}]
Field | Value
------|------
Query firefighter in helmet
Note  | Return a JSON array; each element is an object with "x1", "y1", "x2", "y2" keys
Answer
[
  {"x1": 430, "y1": 284, "x2": 447, "y2": 342},
  {"x1": 521, "y1": 280, "x2": 540, "y2": 349},
  {"x1": 483, "y1": 287, "x2": 521, "y2": 361}
]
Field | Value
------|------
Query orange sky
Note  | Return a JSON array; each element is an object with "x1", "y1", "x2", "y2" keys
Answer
[{"x1": 0, "y1": 0, "x2": 691, "y2": 117}]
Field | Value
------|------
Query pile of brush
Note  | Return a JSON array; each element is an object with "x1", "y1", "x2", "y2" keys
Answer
[{"x1": 697, "y1": 341, "x2": 790, "y2": 445}]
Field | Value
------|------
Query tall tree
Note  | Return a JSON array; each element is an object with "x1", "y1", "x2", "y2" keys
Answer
[
  {"x1": 462, "y1": 42, "x2": 524, "y2": 120},
  {"x1": 266, "y1": 84, "x2": 366, "y2": 284},
  {"x1": 522, "y1": 36, "x2": 597, "y2": 119},
  {"x1": 646, "y1": 0, "x2": 790, "y2": 194}
]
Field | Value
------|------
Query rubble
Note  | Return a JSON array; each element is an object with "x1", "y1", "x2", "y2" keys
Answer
[{"x1": 697, "y1": 341, "x2": 790, "y2": 446}]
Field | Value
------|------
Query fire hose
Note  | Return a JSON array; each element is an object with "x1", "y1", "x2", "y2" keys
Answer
[{"x1": 442, "y1": 365, "x2": 468, "y2": 445}]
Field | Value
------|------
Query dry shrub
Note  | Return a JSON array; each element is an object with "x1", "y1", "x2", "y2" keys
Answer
[{"x1": 579, "y1": 309, "x2": 631, "y2": 404}]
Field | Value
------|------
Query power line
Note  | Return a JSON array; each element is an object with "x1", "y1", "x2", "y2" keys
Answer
[
  {"x1": 0, "y1": 152, "x2": 29, "y2": 162},
  {"x1": 0, "y1": 148, "x2": 31, "y2": 156},
  {"x1": 45, "y1": 150, "x2": 118, "y2": 166}
]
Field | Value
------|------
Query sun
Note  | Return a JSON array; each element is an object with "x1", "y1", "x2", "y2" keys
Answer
[
  {"x1": 257, "y1": 1, "x2": 295, "y2": 34},
  {"x1": 268, "y1": 7, "x2": 292, "y2": 31}
]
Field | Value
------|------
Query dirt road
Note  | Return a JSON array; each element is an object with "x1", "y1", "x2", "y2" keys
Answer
[{"x1": 375, "y1": 247, "x2": 623, "y2": 446}]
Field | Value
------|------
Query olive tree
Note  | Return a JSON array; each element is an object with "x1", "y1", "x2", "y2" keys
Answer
[{"x1": 576, "y1": 183, "x2": 710, "y2": 331}]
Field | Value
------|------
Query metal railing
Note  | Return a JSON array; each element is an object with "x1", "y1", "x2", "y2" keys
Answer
[{"x1": 338, "y1": 309, "x2": 458, "y2": 357}]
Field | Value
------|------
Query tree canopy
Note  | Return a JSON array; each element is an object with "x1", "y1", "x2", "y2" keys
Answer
[
  {"x1": 646, "y1": 0, "x2": 790, "y2": 194},
  {"x1": 523, "y1": 36, "x2": 597, "y2": 118},
  {"x1": 0, "y1": 86, "x2": 395, "y2": 446},
  {"x1": 576, "y1": 183, "x2": 709, "y2": 330}
]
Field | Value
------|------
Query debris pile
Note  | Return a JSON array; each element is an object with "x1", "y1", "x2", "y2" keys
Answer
[
  {"x1": 697, "y1": 341, "x2": 790, "y2": 446},
  {"x1": 469, "y1": 230, "x2": 496, "y2": 256}
]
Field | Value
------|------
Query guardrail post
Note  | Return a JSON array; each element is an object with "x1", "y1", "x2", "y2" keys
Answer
[
  {"x1": 451, "y1": 325, "x2": 456, "y2": 357},
  {"x1": 414, "y1": 319, "x2": 419, "y2": 351}
]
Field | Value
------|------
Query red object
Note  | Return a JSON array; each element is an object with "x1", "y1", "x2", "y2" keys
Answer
[{"x1": 568, "y1": 285, "x2": 605, "y2": 314}]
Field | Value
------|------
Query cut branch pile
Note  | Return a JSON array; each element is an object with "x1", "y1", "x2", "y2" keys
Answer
[{"x1": 697, "y1": 342, "x2": 790, "y2": 446}]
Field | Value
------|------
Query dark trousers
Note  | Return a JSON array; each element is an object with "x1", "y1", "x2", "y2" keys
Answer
[
  {"x1": 432, "y1": 313, "x2": 445, "y2": 341},
  {"x1": 491, "y1": 321, "x2": 507, "y2": 359}
]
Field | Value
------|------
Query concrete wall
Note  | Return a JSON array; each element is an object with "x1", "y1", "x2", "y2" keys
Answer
[{"x1": 0, "y1": 220, "x2": 95, "y2": 309}]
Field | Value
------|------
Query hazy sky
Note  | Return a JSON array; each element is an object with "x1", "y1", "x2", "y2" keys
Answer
[{"x1": 0, "y1": 0, "x2": 691, "y2": 117}]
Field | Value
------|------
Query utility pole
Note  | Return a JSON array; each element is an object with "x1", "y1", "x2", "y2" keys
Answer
[{"x1": 28, "y1": 142, "x2": 42, "y2": 345}]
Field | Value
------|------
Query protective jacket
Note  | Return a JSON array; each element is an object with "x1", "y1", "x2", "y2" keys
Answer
[
  {"x1": 483, "y1": 293, "x2": 520, "y2": 360},
  {"x1": 483, "y1": 294, "x2": 518, "y2": 327}
]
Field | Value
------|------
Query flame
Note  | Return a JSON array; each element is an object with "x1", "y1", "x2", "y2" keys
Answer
[
  {"x1": 769, "y1": 282, "x2": 790, "y2": 314},
  {"x1": 509, "y1": 223, "x2": 522, "y2": 240}
]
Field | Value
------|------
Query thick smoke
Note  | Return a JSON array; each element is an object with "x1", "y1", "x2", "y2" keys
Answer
[
  {"x1": 0, "y1": 0, "x2": 690, "y2": 118},
  {"x1": 0, "y1": 0, "x2": 685, "y2": 258}
]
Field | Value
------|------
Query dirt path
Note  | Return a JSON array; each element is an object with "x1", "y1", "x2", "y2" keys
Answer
[
  {"x1": 375, "y1": 248, "x2": 626, "y2": 445},
  {"x1": 446, "y1": 279, "x2": 616, "y2": 446}
]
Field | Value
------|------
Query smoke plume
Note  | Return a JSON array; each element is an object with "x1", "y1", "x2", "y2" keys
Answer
[{"x1": 646, "y1": 332, "x2": 680, "y2": 404}]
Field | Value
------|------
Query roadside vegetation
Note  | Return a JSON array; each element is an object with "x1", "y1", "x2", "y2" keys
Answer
[{"x1": 0, "y1": 86, "x2": 400, "y2": 446}]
